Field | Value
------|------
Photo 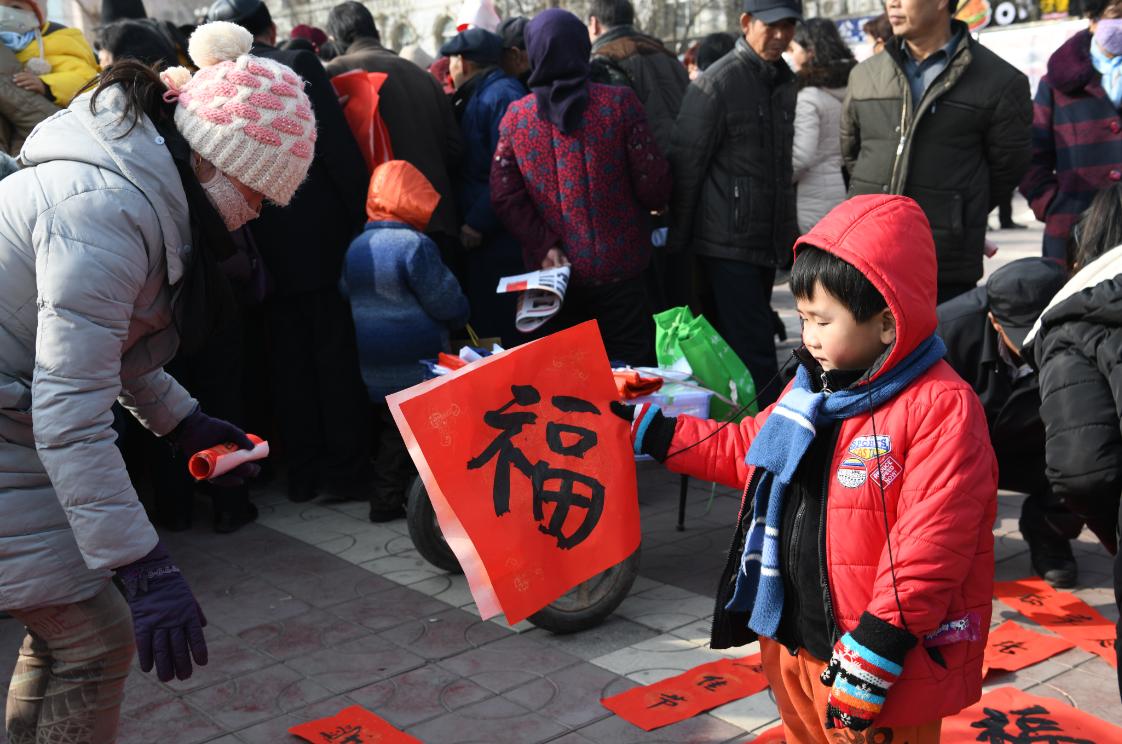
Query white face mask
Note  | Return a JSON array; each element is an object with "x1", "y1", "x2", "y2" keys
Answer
[
  {"x1": 0, "y1": 6, "x2": 38, "y2": 34},
  {"x1": 199, "y1": 170, "x2": 260, "y2": 231}
]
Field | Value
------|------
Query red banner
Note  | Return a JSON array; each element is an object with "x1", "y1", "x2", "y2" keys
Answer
[
  {"x1": 983, "y1": 620, "x2": 1075, "y2": 677},
  {"x1": 994, "y1": 578, "x2": 1117, "y2": 668},
  {"x1": 288, "y1": 705, "x2": 420, "y2": 743},
  {"x1": 388, "y1": 321, "x2": 640, "y2": 625},
  {"x1": 943, "y1": 686, "x2": 1122, "y2": 741},
  {"x1": 601, "y1": 654, "x2": 770, "y2": 731}
]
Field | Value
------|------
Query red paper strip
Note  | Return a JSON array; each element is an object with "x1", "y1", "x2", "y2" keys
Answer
[
  {"x1": 288, "y1": 705, "x2": 421, "y2": 743},
  {"x1": 601, "y1": 654, "x2": 770, "y2": 731},
  {"x1": 943, "y1": 686, "x2": 1122, "y2": 741},
  {"x1": 982, "y1": 620, "x2": 1075, "y2": 677},
  {"x1": 388, "y1": 321, "x2": 640, "y2": 625},
  {"x1": 751, "y1": 724, "x2": 788, "y2": 742},
  {"x1": 994, "y1": 578, "x2": 1117, "y2": 668}
]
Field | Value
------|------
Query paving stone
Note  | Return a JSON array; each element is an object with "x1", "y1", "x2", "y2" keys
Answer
[
  {"x1": 237, "y1": 607, "x2": 371, "y2": 661},
  {"x1": 1024, "y1": 659, "x2": 1122, "y2": 727},
  {"x1": 284, "y1": 633, "x2": 426, "y2": 694},
  {"x1": 378, "y1": 607, "x2": 509, "y2": 661},
  {"x1": 117, "y1": 698, "x2": 226, "y2": 744},
  {"x1": 183, "y1": 663, "x2": 333, "y2": 731},
  {"x1": 227, "y1": 696, "x2": 360, "y2": 744},
  {"x1": 591, "y1": 633, "x2": 737, "y2": 685},
  {"x1": 615, "y1": 584, "x2": 716, "y2": 632},
  {"x1": 576, "y1": 709, "x2": 748, "y2": 743},
  {"x1": 409, "y1": 573, "x2": 477, "y2": 608},
  {"x1": 501, "y1": 661, "x2": 635, "y2": 729},
  {"x1": 259, "y1": 562, "x2": 397, "y2": 609},
  {"x1": 328, "y1": 584, "x2": 451, "y2": 632},
  {"x1": 522, "y1": 615, "x2": 662, "y2": 661},
  {"x1": 358, "y1": 549, "x2": 447, "y2": 586},
  {"x1": 156, "y1": 626, "x2": 275, "y2": 694},
  {"x1": 194, "y1": 578, "x2": 313, "y2": 636},
  {"x1": 438, "y1": 633, "x2": 582, "y2": 693},
  {"x1": 708, "y1": 689, "x2": 780, "y2": 733},
  {"x1": 346, "y1": 663, "x2": 494, "y2": 728},
  {"x1": 405, "y1": 696, "x2": 568, "y2": 744}
]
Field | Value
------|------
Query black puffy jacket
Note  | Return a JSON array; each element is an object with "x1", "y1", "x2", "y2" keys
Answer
[
  {"x1": 1027, "y1": 261, "x2": 1122, "y2": 552},
  {"x1": 667, "y1": 38, "x2": 798, "y2": 266}
]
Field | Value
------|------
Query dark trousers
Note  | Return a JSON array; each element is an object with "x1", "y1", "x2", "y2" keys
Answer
[
  {"x1": 996, "y1": 443, "x2": 1085, "y2": 543},
  {"x1": 371, "y1": 403, "x2": 416, "y2": 510},
  {"x1": 265, "y1": 287, "x2": 372, "y2": 496},
  {"x1": 537, "y1": 274, "x2": 656, "y2": 366},
  {"x1": 700, "y1": 256, "x2": 782, "y2": 409},
  {"x1": 465, "y1": 235, "x2": 523, "y2": 347}
]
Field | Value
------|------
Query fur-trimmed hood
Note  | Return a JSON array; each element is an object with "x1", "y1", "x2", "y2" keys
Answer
[{"x1": 1047, "y1": 29, "x2": 1096, "y2": 95}]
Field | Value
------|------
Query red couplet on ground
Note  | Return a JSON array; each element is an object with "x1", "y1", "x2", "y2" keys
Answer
[
  {"x1": 942, "y1": 686, "x2": 1122, "y2": 740},
  {"x1": 982, "y1": 620, "x2": 1076, "y2": 677},
  {"x1": 601, "y1": 654, "x2": 770, "y2": 731},
  {"x1": 388, "y1": 320, "x2": 641, "y2": 625},
  {"x1": 288, "y1": 705, "x2": 421, "y2": 743},
  {"x1": 994, "y1": 577, "x2": 1117, "y2": 668}
]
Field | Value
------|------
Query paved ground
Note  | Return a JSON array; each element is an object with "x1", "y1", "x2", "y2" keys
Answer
[{"x1": 2, "y1": 200, "x2": 1119, "y2": 742}]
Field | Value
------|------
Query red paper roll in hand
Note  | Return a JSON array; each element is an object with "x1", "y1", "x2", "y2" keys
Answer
[{"x1": 188, "y1": 434, "x2": 269, "y2": 481}]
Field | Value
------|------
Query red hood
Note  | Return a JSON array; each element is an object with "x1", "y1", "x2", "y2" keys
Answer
[{"x1": 793, "y1": 195, "x2": 937, "y2": 382}]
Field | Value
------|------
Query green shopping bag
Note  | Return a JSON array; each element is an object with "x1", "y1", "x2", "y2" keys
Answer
[{"x1": 654, "y1": 306, "x2": 758, "y2": 421}]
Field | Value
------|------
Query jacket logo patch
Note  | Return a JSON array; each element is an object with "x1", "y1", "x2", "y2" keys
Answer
[
  {"x1": 848, "y1": 434, "x2": 891, "y2": 461},
  {"x1": 836, "y1": 456, "x2": 867, "y2": 488},
  {"x1": 868, "y1": 455, "x2": 903, "y2": 489}
]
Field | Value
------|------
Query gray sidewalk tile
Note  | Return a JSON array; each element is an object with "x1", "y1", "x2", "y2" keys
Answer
[
  {"x1": 346, "y1": 664, "x2": 493, "y2": 728},
  {"x1": 1023, "y1": 659, "x2": 1122, "y2": 727},
  {"x1": 183, "y1": 663, "x2": 334, "y2": 731},
  {"x1": 501, "y1": 661, "x2": 636, "y2": 729},
  {"x1": 237, "y1": 607, "x2": 370, "y2": 661},
  {"x1": 377, "y1": 607, "x2": 511, "y2": 660},
  {"x1": 283, "y1": 634, "x2": 426, "y2": 694},
  {"x1": 438, "y1": 633, "x2": 584, "y2": 694},
  {"x1": 522, "y1": 615, "x2": 662, "y2": 661},
  {"x1": 575, "y1": 710, "x2": 747, "y2": 743},
  {"x1": 404, "y1": 696, "x2": 568, "y2": 744},
  {"x1": 226, "y1": 697, "x2": 359, "y2": 744},
  {"x1": 117, "y1": 698, "x2": 226, "y2": 744},
  {"x1": 155, "y1": 626, "x2": 275, "y2": 694},
  {"x1": 327, "y1": 584, "x2": 450, "y2": 632}
]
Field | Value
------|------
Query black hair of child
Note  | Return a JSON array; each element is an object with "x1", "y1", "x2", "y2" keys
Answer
[{"x1": 790, "y1": 245, "x2": 888, "y2": 323}]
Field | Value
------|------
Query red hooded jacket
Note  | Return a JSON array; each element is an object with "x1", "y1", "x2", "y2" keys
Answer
[{"x1": 664, "y1": 195, "x2": 998, "y2": 725}]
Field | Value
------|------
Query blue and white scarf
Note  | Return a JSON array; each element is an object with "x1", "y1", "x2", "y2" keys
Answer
[{"x1": 725, "y1": 334, "x2": 946, "y2": 638}]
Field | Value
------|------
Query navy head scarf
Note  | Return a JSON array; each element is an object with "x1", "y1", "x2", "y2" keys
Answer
[{"x1": 525, "y1": 9, "x2": 591, "y2": 134}]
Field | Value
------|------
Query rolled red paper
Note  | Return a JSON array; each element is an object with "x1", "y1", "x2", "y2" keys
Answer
[{"x1": 188, "y1": 434, "x2": 268, "y2": 481}]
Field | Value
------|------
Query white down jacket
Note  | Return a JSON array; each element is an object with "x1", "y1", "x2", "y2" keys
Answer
[
  {"x1": 0, "y1": 86, "x2": 197, "y2": 611},
  {"x1": 792, "y1": 85, "x2": 847, "y2": 234}
]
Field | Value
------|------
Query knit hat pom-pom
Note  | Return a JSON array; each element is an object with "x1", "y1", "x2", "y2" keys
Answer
[
  {"x1": 188, "y1": 21, "x2": 253, "y2": 68},
  {"x1": 160, "y1": 66, "x2": 192, "y2": 91}
]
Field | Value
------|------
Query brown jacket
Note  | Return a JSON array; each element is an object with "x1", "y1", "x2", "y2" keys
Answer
[{"x1": 327, "y1": 37, "x2": 463, "y2": 239}]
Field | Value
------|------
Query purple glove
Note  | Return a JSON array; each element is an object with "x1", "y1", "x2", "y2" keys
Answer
[
  {"x1": 171, "y1": 407, "x2": 260, "y2": 486},
  {"x1": 115, "y1": 541, "x2": 208, "y2": 681}
]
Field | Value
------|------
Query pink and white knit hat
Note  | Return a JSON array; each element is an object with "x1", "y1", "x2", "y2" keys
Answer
[{"x1": 160, "y1": 22, "x2": 316, "y2": 206}]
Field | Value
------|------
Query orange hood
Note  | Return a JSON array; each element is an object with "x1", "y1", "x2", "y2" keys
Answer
[
  {"x1": 793, "y1": 195, "x2": 938, "y2": 382},
  {"x1": 365, "y1": 160, "x2": 441, "y2": 232}
]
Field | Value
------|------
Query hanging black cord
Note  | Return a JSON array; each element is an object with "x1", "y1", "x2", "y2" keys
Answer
[{"x1": 661, "y1": 353, "x2": 800, "y2": 461}]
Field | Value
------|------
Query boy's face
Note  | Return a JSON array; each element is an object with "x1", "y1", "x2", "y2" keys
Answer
[{"x1": 796, "y1": 281, "x2": 896, "y2": 372}]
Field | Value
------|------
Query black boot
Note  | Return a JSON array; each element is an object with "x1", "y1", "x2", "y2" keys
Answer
[{"x1": 1024, "y1": 531, "x2": 1079, "y2": 588}]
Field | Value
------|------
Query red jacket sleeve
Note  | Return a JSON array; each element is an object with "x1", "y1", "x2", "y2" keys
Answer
[
  {"x1": 865, "y1": 387, "x2": 998, "y2": 636},
  {"x1": 661, "y1": 407, "x2": 771, "y2": 491}
]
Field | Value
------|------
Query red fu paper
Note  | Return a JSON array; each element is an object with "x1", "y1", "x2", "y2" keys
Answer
[
  {"x1": 288, "y1": 705, "x2": 421, "y2": 744},
  {"x1": 982, "y1": 620, "x2": 1075, "y2": 677},
  {"x1": 994, "y1": 578, "x2": 1117, "y2": 668},
  {"x1": 943, "y1": 686, "x2": 1122, "y2": 741},
  {"x1": 601, "y1": 654, "x2": 770, "y2": 731},
  {"x1": 388, "y1": 321, "x2": 640, "y2": 625}
]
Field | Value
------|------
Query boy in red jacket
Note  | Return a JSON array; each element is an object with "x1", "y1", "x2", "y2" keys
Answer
[{"x1": 624, "y1": 195, "x2": 997, "y2": 742}]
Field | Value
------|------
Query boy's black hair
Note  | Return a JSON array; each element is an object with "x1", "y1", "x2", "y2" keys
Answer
[{"x1": 790, "y1": 245, "x2": 888, "y2": 322}]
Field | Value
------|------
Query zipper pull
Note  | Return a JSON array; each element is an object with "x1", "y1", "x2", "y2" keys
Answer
[{"x1": 820, "y1": 371, "x2": 831, "y2": 394}]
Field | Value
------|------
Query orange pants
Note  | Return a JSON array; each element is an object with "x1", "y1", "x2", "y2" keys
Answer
[{"x1": 759, "y1": 638, "x2": 942, "y2": 744}]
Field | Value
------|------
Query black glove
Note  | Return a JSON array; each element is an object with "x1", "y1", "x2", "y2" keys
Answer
[
  {"x1": 614, "y1": 401, "x2": 676, "y2": 462},
  {"x1": 170, "y1": 407, "x2": 260, "y2": 486}
]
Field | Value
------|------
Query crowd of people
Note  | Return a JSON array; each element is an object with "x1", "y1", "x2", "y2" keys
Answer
[{"x1": 3, "y1": 0, "x2": 1122, "y2": 740}]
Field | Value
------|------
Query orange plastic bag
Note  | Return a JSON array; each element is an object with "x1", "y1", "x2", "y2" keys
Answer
[{"x1": 330, "y1": 70, "x2": 394, "y2": 175}]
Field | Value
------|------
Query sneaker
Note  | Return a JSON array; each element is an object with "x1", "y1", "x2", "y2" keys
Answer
[{"x1": 1025, "y1": 532, "x2": 1078, "y2": 588}]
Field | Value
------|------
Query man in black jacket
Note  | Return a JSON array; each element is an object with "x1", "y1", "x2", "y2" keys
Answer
[
  {"x1": 937, "y1": 258, "x2": 1076, "y2": 586},
  {"x1": 842, "y1": 0, "x2": 1031, "y2": 303},
  {"x1": 667, "y1": 0, "x2": 800, "y2": 407},
  {"x1": 207, "y1": 0, "x2": 374, "y2": 505}
]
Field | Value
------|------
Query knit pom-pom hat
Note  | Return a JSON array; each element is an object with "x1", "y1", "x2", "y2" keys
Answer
[{"x1": 159, "y1": 21, "x2": 316, "y2": 206}]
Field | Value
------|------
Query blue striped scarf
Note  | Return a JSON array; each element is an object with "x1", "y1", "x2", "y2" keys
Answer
[{"x1": 725, "y1": 334, "x2": 946, "y2": 638}]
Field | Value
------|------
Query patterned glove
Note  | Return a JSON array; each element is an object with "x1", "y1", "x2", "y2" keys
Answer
[
  {"x1": 610, "y1": 401, "x2": 676, "y2": 462},
  {"x1": 115, "y1": 541, "x2": 208, "y2": 682},
  {"x1": 820, "y1": 612, "x2": 916, "y2": 731},
  {"x1": 170, "y1": 407, "x2": 260, "y2": 486}
]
